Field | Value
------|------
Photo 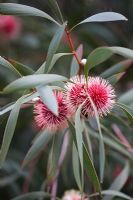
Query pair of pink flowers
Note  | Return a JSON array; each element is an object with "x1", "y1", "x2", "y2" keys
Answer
[{"x1": 34, "y1": 75, "x2": 116, "y2": 132}]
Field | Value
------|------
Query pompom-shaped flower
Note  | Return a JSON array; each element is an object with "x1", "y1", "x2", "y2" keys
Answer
[
  {"x1": 34, "y1": 91, "x2": 71, "y2": 132},
  {"x1": 62, "y1": 190, "x2": 88, "y2": 200},
  {"x1": 65, "y1": 75, "x2": 116, "y2": 117},
  {"x1": 0, "y1": 15, "x2": 21, "y2": 40}
]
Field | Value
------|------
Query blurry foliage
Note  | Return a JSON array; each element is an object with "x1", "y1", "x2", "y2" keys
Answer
[{"x1": 0, "y1": 0, "x2": 133, "y2": 200}]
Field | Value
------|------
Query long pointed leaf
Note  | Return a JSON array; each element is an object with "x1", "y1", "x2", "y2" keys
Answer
[{"x1": 0, "y1": 3, "x2": 60, "y2": 26}]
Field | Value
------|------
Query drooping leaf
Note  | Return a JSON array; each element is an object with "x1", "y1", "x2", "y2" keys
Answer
[
  {"x1": 72, "y1": 142, "x2": 82, "y2": 191},
  {"x1": 87, "y1": 94, "x2": 105, "y2": 183},
  {"x1": 11, "y1": 191, "x2": 51, "y2": 200},
  {"x1": 70, "y1": 44, "x2": 83, "y2": 76},
  {"x1": 37, "y1": 85, "x2": 58, "y2": 116},
  {"x1": 44, "y1": 23, "x2": 66, "y2": 73},
  {"x1": 75, "y1": 103, "x2": 85, "y2": 191},
  {"x1": 0, "y1": 3, "x2": 60, "y2": 26},
  {"x1": 3, "y1": 74, "x2": 67, "y2": 93},
  {"x1": 103, "y1": 161, "x2": 130, "y2": 200},
  {"x1": 101, "y1": 190, "x2": 133, "y2": 200},
  {"x1": 71, "y1": 12, "x2": 127, "y2": 30},
  {"x1": 22, "y1": 131, "x2": 53, "y2": 167},
  {"x1": 85, "y1": 46, "x2": 133, "y2": 77},
  {"x1": 68, "y1": 122, "x2": 101, "y2": 195},
  {"x1": 87, "y1": 126, "x2": 133, "y2": 160},
  {"x1": 0, "y1": 94, "x2": 29, "y2": 167},
  {"x1": 101, "y1": 59, "x2": 132, "y2": 79}
]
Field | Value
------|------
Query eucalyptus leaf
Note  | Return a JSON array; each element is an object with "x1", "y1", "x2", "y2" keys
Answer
[
  {"x1": 85, "y1": 46, "x2": 133, "y2": 77},
  {"x1": 87, "y1": 94, "x2": 105, "y2": 183},
  {"x1": 71, "y1": 12, "x2": 127, "y2": 30},
  {"x1": 0, "y1": 56, "x2": 22, "y2": 77},
  {"x1": 48, "y1": 0, "x2": 64, "y2": 23},
  {"x1": 103, "y1": 161, "x2": 130, "y2": 200},
  {"x1": 36, "y1": 53, "x2": 72, "y2": 74},
  {"x1": 44, "y1": 23, "x2": 66, "y2": 73},
  {"x1": 0, "y1": 94, "x2": 29, "y2": 167},
  {"x1": 9, "y1": 59, "x2": 34, "y2": 76},
  {"x1": 72, "y1": 142, "x2": 82, "y2": 191},
  {"x1": 68, "y1": 121, "x2": 101, "y2": 195},
  {"x1": 75, "y1": 104, "x2": 84, "y2": 191},
  {"x1": 22, "y1": 131, "x2": 53, "y2": 167},
  {"x1": 101, "y1": 59, "x2": 132, "y2": 79},
  {"x1": 11, "y1": 191, "x2": 51, "y2": 200},
  {"x1": 118, "y1": 89, "x2": 133, "y2": 105},
  {"x1": 3, "y1": 74, "x2": 67, "y2": 93},
  {"x1": 37, "y1": 85, "x2": 58, "y2": 116},
  {"x1": 0, "y1": 3, "x2": 60, "y2": 26}
]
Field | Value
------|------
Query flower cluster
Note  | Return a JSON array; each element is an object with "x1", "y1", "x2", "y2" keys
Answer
[{"x1": 34, "y1": 75, "x2": 116, "y2": 132}]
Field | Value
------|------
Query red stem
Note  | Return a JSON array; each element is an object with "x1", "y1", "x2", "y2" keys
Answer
[{"x1": 65, "y1": 27, "x2": 83, "y2": 74}]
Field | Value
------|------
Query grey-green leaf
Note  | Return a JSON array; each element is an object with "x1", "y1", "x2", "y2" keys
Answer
[
  {"x1": 3, "y1": 74, "x2": 67, "y2": 93},
  {"x1": 0, "y1": 3, "x2": 60, "y2": 26},
  {"x1": 0, "y1": 95, "x2": 29, "y2": 167},
  {"x1": 72, "y1": 12, "x2": 127, "y2": 30},
  {"x1": 85, "y1": 46, "x2": 133, "y2": 77},
  {"x1": 23, "y1": 131, "x2": 52, "y2": 167},
  {"x1": 103, "y1": 161, "x2": 130, "y2": 200},
  {"x1": 44, "y1": 23, "x2": 66, "y2": 73},
  {"x1": 11, "y1": 191, "x2": 51, "y2": 200},
  {"x1": 37, "y1": 85, "x2": 58, "y2": 116}
]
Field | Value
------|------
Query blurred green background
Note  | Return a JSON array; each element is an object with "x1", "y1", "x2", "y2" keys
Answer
[{"x1": 0, "y1": 0, "x2": 133, "y2": 199}]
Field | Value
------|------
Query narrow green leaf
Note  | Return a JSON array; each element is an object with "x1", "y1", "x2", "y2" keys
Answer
[
  {"x1": 90, "y1": 190, "x2": 133, "y2": 200},
  {"x1": 68, "y1": 121, "x2": 101, "y2": 195},
  {"x1": 70, "y1": 44, "x2": 83, "y2": 77},
  {"x1": 0, "y1": 94, "x2": 29, "y2": 167},
  {"x1": 103, "y1": 161, "x2": 130, "y2": 200},
  {"x1": 87, "y1": 94, "x2": 105, "y2": 183},
  {"x1": 0, "y1": 3, "x2": 60, "y2": 26},
  {"x1": 72, "y1": 142, "x2": 82, "y2": 191},
  {"x1": 9, "y1": 59, "x2": 34, "y2": 76},
  {"x1": 71, "y1": 12, "x2": 127, "y2": 31},
  {"x1": 85, "y1": 47, "x2": 113, "y2": 77},
  {"x1": 116, "y1": 102, "x2": 133, "y2": 125},
  {"x1": 36, "y1": 53, "x2": 72, "y2": 74},
  {"x1": 11, "y1": 191, "x2": 51, "y2": 200},
  {"x1": 37, "y1": 85, "x2": 58, "y2": 116},
  {"x1": 85, "y1": 46, "x2": 133, "y2": 77},
  {"x1": 44, "y1": 23, "x2": 66, "y2": 73},
  {"x1": 102, "y1": 190, "x2": 133, "y2": 200},
  {"x1": 22, "y1": 131, "x2": 52, "y2": 167},
  {"x1": 0, "y1": 92, "x2": 38, "y2": 116},
  {"x1": 88, "y1": 126, "x2": 133, "y2": 160},
  {"x1": 48, "y1": 0, "x2": 64, "y2": 23},
  {"x1": 3, "y1": 74, "x2": 67, "y2": 93},
  {"x1": 0, "y1": 56, "x2": 22, "y2": 77},
  {"x1": 118, "y1": 89, "x2": 133, "y2": 105},
  {"x1": 107, "y1": 72, "x2": 124, "y2": 85},
  {"x1": 101, "y1": 59, "x2": 132, "y2": 79}
]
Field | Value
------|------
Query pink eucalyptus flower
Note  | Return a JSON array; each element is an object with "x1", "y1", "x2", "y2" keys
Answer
[
  {"x1": 65, "y1": 75, "x2": 116, "y2": 117},
  {"x1": 62, "y1": 190, "x2": 88, "y2": 200},
  {"x1": 0, "y1": 15, "x2": 21, "y2": 40},
  {"x1": 34, "y1": 91, "x2": 71, "y2": 132}
]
